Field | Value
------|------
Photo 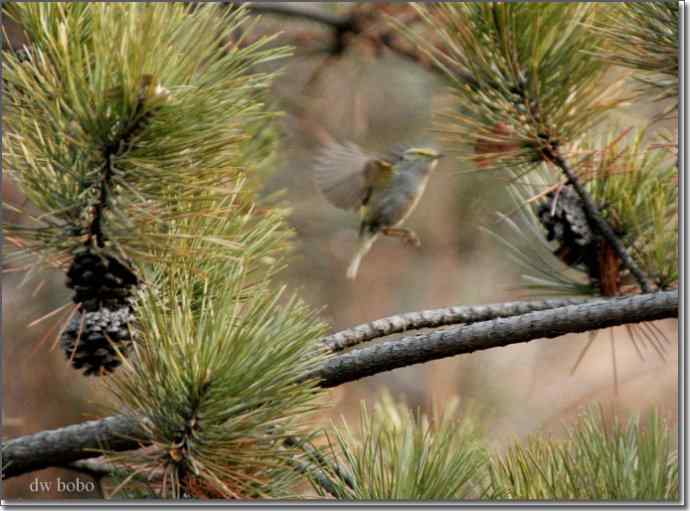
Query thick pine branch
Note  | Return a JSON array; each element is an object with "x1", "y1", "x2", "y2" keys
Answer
[
  {"x1": 312, "y1": 291, "x2": 676, "y2": 388},
  {"x1": 2, "y1": 291, "x2": 677, "y2": 480},
  {"x1": 1, "y1": 415, "x2": 147, "y2": 480}
]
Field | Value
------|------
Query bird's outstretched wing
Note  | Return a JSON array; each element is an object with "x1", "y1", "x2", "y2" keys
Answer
[{"x1": 313, "y1": 142, "x2": 393, "y2": 211}]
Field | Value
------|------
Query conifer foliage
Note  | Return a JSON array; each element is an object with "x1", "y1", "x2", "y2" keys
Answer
[
  {"x1": 1, "y1": 1, "x2": 679, "y2": 502},
  {"x1": 4, "y1": 2, "x2": 328, "y2": 499},
  {"x1": 400, "y1": 2, "x2": 678, "y2": 298},
  {"x1": 3, "y1": 3, "x2": 288, "y2": 375}
]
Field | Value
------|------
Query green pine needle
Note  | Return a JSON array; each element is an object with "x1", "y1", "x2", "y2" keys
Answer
[
  {"x1": 488, "y1": 406, "x2": 679, "y2": 500},
  {"x1": 313, "y1": 393, "x2": 488, "y2": 500},
  {"x1": 489, "y1": 128, "x2": 677, "y2": 298},
  {"x1": 585, "y1": 130, "x2": 678, "y2": 290},
  {"x1": 395, "y1": 3, "x2": 625, "y2": 170},
  {"x1": 3, "y1": 3, "x2": 291, "y2": 273},
  {"x1": 105, "y1": 209, "x2": 329, "y2": 499},
  {"x1": 592, "y1": 1, "x2": 678, "y2": 108}
]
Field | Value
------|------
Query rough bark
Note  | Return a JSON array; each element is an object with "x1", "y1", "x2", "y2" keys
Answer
[
  {"x1": 312, "y1": 291, "x2": 676, "y2": 388},
  {"x1": 2, "y1": 415, "x2": 147, "y2": 480},
  {"x1": 322, "y1": 297, "x2": 590, "y2": 352}
]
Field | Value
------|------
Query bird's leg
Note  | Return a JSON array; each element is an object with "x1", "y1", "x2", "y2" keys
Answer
[{"x1": 382, "y1": 227, "x2": 421, "y2": 247}]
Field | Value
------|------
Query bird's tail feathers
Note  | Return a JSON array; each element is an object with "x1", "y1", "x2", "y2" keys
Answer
[{"x1": 346, "y1": 233, "x2": 378, "y2": 280}]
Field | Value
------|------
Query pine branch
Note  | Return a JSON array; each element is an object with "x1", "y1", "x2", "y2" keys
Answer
[
  {"x1": 323, "y1": 297, "x2": 589, "y2": 352},
  {"x1": 67, "y1": 458, "x2": 124, "y2": 478},
  {"x1": 89, "y1": 95, "x2": 152, "y2": 248},
  {"x1": 2, "y1": 415, "x2": 148, "y2": 479},
  {"x1": 312, "y1": 291, "x2": 675, "y2": 388},
  {"x1": 547, "y1": 150, "x2": 655, "y2": 294},
  {"x1": 2, "y1": 291, "x2": 676, "y2": 480}
]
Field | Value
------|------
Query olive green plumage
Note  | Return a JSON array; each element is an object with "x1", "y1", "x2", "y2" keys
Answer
[{"x1": 314, "y1": 142, "x2": 443, "y2": 279}]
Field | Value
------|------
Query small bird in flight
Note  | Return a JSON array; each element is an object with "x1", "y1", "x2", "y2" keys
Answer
[{"x1": 313, "y1": 142, "x2": 443, "y2": 279}]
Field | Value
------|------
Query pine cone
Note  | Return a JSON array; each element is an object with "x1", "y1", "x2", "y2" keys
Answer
[
  {"x1": 66, "y1": 249, "x2": 139, "y2": 312},
  {"x1": 536, "y1": 185, "x2": 593, "y2": 247},
  {"x1": 63, "y1": 248, "x2": 139, "y2": 376},
  {"x1": 60, "y1": 307, "x2": 135, "y2": 376},
  {"x1": 535, "y1": 185, "x2": 625, "y2": 296},
  {"x1": 536, "y1": 185, "x2": 599, "y2": 272}
]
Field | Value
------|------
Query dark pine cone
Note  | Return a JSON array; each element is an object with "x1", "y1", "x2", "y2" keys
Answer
[
  {"x1": 63, "y1": 248, "x2": 139, "y2": 376},
  {"x1": 536, "y1": 185, "x2": 597, "y2": 270},
  {"x1": 60, "y1": 307, "x2": 135, "y2": 376},
  {"x1": 66, "y1": 249, "x2": 139, "y2": 312}
]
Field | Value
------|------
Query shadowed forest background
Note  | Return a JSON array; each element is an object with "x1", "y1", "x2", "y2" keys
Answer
[{"x1": 2, "y1": 2, "x2": 678, "y2": 500}]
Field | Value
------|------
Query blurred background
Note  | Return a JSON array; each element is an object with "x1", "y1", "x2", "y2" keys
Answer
[{"x1": 2, "y1": 3, "x2": 678, "y2": 499}]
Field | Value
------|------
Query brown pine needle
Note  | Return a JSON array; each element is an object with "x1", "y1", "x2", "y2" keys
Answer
[
  {"x1": 31, "y1": 278, "x2": 47, "y2": 298},
  {"x1": 27, "y1": 301, "x2": 73, "y2": 328},
  {"x1": 67, "y1": 313, "x2": 87, "y2": 364},
  {"x1": 625, "y1": 324, "x2": 646, "y2": 363},
  {"x1": 647, "y1": 320, "x2": 672, "y2": 346},
  {"x1": 526, "y1": 181, "x2": 564, "y2": 205},
  {"x1": 27, "y1": 303, "x2": 78, "y2": 361},
  {"x1": 609, "y1": 327, "x2": 619, "y2": 396},
  {"x1": 570, "y1": 329, "x2": 599, "y2": 376}
]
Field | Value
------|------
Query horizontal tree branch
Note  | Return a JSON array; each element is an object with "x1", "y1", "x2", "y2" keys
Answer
[
  {"x1": 67, "y1": 458, "x2": 124, "y2": 479},
  {"x1": 2, "y1": 291, "x2": 677, "y2": 480},
  {"x1": 312, "y1": 291, "x2": 676, "y2": 388},
  {"x1": 2, "y1": 415, "x2": 147, "y2": 480},
  {"x1": 322, "y1": 297, "x2": 589, "y2": 352}
]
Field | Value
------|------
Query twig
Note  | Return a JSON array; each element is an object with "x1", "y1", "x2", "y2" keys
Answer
[
  {"x1": 322, "y1": 297, "x2": 589, "y2": 352},
  {"x1": 547, "y1": 151, "x2": 654, "y2": 293},
  {"x1": 243, "y1": 3, "x2": 466, "y2": 83},
  {"x1": 1, "y1": 291, "x2": 677, "y2": 479}
]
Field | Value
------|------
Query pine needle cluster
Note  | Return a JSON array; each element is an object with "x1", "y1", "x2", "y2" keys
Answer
[
  {"x1": 106, "y1": 212, "x2": 329, "y2": 498},
  {"x1": 311, "y1": 393, "x2": 488, "y2": 500},
  {"x1": 488, "y1": 407, "x2": 679, "y2": 500},
  {"x1": 395, "y1": 2, "x2": 677, "y2": 299},
  {"x1": 398, "y1": 3, "x2": 624, "y2": 172},
  {"x1": 3, "y1": 3, "x2": 289, "y2": 270},
  {"x1": 312, "y1": 395, "x2": 677, "y2": 502},
  {"x1": 593, "y1": 1, "x2": 679, "y2": 108},
  {"x1": 2, "y1": 3, "x2": 295, "y2": 375}
]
